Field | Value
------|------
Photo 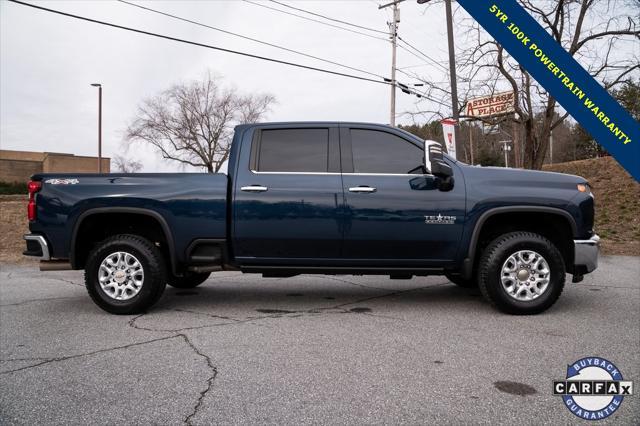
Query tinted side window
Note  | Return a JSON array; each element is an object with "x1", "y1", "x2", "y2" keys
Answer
[
  {"x1": 350, "y1": 129, "x2": 422, "y2": 174},
  {"x1": 257, "y1": 129, "x2": 329, "y2": 172}
]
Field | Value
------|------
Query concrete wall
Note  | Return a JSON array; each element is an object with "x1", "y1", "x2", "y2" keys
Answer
[
  {"x1": 42, "y1": 154, "x2": 110, "y2": 174},
  {"x1": 0, "y1": 150, "x2": 110, "y2": 183},
  {"x1": 0, "y1": 150, "x2": 46, "y2": 162}
]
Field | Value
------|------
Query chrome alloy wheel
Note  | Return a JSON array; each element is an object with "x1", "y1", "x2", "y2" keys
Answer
[
  {"x1": 98, "y1": 251, "x2": 144, "y2": 301},
  {"x1": 500, "y1": 250, "x2": 550, "y2": 301}
]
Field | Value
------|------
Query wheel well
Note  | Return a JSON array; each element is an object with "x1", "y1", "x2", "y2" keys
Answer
[
  {"x1": 73, "y1": 212, "x2": 171, "y2": 270},
  {"x1": 472, "y1": 212, "x2": 575, "y2": 273}
]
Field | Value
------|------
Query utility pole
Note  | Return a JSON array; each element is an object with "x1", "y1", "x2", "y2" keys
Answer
[
  {"x1": 379, "y1": 0, "x2": 402, "y2": 126},
  {"x1": 90, "y1": 83, "x2": 102, "y2": 173},
  {"x1": 444, "y1": 0, "x2": 458, "y2": 126},
  {"x1": 418, "y1": 0, "x2": 459, "y2": 152}
]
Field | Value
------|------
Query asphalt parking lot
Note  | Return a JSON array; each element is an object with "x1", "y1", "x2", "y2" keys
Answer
[{"x1": 1, "y1": 255, "x2": 639, "y2": 425}]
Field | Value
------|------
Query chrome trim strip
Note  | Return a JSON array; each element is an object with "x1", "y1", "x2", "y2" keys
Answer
[
  {"x1": 250, "y1": 169, "x2": 424, "y2": 177},
  {"x1": 23, "y1": 234, "x2": 50, "y2": 261},
  {"x1": 250, "y1": 170, "x2": 340, "y2": 175}
]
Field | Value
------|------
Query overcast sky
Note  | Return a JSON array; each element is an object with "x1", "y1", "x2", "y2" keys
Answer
[
  {"x1": 2, "y1": 1, "x2": 637, "y2": 173},
  {"x1": 1, "y1": 0, "x2": 458, "y2": 172}
]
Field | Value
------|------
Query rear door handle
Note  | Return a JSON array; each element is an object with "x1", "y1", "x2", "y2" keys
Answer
[
  {"x1": 349, "y1": 186, "x2": 377, "y2": 193},
  {"x1": 241, "y1": 185, "x2": 268, "y2": 192}
]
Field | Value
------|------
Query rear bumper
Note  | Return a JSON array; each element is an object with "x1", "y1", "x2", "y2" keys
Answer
[
  {"x1": 574, "y1": 234, "x2": 599, "y2": 274},
  {"x1": 23, "y1": 234, "x2": 50, "y2": 260}
]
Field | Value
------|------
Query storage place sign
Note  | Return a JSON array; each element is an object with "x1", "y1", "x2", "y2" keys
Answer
[
  {"x1": 466, "y1": 91, "x2": 515, "y2": 118},
  {"x1": 457, "y1": 0, "x2": 640, "y2": 182}
]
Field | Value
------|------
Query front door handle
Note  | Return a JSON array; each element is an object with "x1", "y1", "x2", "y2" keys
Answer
[
  {"x1": 241, "y1": 185, "x2": 268, "y2": 192},
  {"x1": 349, "y1": 186, "x2": 377, "y2": 193}
]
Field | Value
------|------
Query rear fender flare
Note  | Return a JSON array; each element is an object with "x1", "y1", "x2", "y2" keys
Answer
[{"x1": 70, "y1": 207, "x2": 177, "y2": 274}]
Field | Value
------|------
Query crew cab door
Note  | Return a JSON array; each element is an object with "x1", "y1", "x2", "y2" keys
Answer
[
  {"x1": 340, "y1": 126, "x2": 465, "y2": 265},
  {"x1": 232, "y1": 126, "x2": 343, "y2": 263}
]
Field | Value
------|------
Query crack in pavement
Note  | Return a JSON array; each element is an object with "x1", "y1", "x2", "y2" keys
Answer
[
  {"x1": 0, "y1": 334, "x2": 182, "y2": 375},
  {"x1": 577, "y1": 283, "x2": 639, "y2": 290},
  {"x1": 0, "y1": 356, "x2": 56, "y2": 362},
  {"x1": 318, "y1": 276, "x2": 395, "y2": 291},
  {"x1": 127, "y1": 282, "x2": 451, "y2": 334},
  {"x1": 48, "y1": 276, "x2": 84, "y2": 287},
  {"x1": 173, "y1": 308, "x2": 243, "y2": 323},
  {"x1": 0, "y1": 296, "x2": 80, "y2": 308},
  {"x1": 2, "y1": 279, "x2": 452, "y2": 423},
  {"x1": 0, "y1": 329, "x2": 218, "y2": 426},
  {"x1": 179, "y1": 334, "x2": 218, "y2": 426}
]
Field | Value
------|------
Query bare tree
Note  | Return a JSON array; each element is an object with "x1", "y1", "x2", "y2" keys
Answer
[
  {"x1": 125, "y1": 73, "x2": 275, "y2": 173},
  {"x1": 112, "y1": 155, "x2": 143, "y2": 173},
  {"x1": 411, "y1": 0, "x2": 639, "y2": 169}
]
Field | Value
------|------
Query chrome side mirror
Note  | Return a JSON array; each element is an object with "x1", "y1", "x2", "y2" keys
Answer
[{"x1": 424, "y1": 140, "x2": 453, "y2": 178}]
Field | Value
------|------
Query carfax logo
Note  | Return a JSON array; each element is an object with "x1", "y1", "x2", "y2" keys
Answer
[{"x1": 554, "y1": 357, "x2": 633, "y2": 420}]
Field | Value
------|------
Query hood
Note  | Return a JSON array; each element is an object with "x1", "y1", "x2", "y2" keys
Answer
[{"x1": 460, "y1": 164, "x2": 587, "y2": 190}]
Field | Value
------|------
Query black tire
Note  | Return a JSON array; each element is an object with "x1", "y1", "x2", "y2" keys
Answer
[
  {"x1": 478, "y1": 231, "x2": 565, "y2": 315},
  {"x1": 167, "y1": 272, "x2": 210, "y2": 289},
  {"x1": 85, "y1": 234, "x2": 167, "y2": 315},
  {"x1": 445, "y1": 273, "x2": 477, "y2": 288}
]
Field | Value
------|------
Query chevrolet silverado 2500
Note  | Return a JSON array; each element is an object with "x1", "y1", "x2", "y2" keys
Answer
[{"x1": 23, "y1": 122, "x2": 599, "y2": 314}]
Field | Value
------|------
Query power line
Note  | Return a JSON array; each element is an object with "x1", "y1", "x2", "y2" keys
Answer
[
  {"x1": 242, "y1": 0, "x2": 390, "y2": 43},
  {"x1": 268, "y1": 0, "x2": 387, "y2": 35},
  {"x1": 396, "y1": 68, "x2": 451, "y2": 96},
  {"x1": 7, "y1": 0, "x2": 451, "y2": 109},
  {"x1": 397, "y1": 35, "x2": 449, "y2": 72},
  {"x1": 8, "y1": 0, "x2": 385, "y2": 85},
  {"x1": 117, "y1": 0, "x2": 385, "y2": 80}
]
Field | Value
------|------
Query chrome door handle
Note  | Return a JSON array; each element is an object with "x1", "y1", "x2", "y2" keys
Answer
[
  {"x1": 241, "y1": 185, "x2": 268, "y2": 192},
  {"x1": 349, "y1": 186, "x2": 377, "y2": 193}
]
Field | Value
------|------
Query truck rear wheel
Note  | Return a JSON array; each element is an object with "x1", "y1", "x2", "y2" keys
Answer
[
  {"x1": 85, "y1": 234, "x2": 167, "y2": 314},
  {"x1": 478, "y1": 231, "x2": 565, "y2": 315},
  {"x1": 167, "y1": 272, "x2": 210, "y2": 289}
]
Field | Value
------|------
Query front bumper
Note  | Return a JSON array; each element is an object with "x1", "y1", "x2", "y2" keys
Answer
[
  {"x1": 574, "y1": 234, "x2": 599, "y2": 274},
  {"x1": 23, "y1": 234, "x2": 50, "y2": 260}
]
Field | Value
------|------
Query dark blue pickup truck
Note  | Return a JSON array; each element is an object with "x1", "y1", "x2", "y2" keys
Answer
[{"x1": 24, "y1": 122, "x2": 599, "y2": 315}]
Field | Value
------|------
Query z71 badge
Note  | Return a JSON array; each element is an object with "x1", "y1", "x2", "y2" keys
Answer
[
  {"x1": 424, "y1": 214, "x2": 456, "y2": 224},
  {"x1": 44, "y1": 178, "x2": 79, "y2": 185}
]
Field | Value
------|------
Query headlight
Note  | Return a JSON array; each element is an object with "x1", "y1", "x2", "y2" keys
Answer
[{"x1": 577, "y1": 183, "x2": 593, "y2": 197}]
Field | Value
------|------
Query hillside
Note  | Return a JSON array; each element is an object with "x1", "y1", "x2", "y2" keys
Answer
[{"x1": 543, "y1": 156, "x2": 639, "y2": 255}]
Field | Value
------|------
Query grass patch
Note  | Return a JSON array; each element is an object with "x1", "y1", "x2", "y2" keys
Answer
[{"x1": 543, "y1": 157, "x2": 639, "y2": 256}]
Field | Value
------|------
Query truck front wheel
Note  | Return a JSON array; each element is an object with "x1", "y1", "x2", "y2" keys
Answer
[
  {"x1": 167, "y1": 272, "x2": 210, "y2": 289},
  {"x1": 478, "y1": 231, "x2": 565, "y2": 315},
  {"x1": 84, "y1": 234, "x2": 167, "y2": 314}
]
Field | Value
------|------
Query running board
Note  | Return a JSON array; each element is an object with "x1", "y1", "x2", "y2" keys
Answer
[{"x1": 240, "y1": 265, "x2": 444, "y2": 276}]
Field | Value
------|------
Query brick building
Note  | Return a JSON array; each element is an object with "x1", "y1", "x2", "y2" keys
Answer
[{"x1": 0, "y1": 150, "x2": 110, "y2": 183}]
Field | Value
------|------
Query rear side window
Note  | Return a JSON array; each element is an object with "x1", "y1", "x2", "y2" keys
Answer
[
  {"x1": 350, "y1": 129, "x2": 422, "y2": 174},
  {"x1": 256, "y1": 129, "x2": 329, "y2": 172}
]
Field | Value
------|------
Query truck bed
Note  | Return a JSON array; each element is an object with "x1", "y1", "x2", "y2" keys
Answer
[{"x1": 29, "y1": 173, "x2": 228, "y2": 263}]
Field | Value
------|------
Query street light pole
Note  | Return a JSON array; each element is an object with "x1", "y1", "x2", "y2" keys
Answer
[{"x1": 90, "y1": 83, "x2": 102, "y2": 173}]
